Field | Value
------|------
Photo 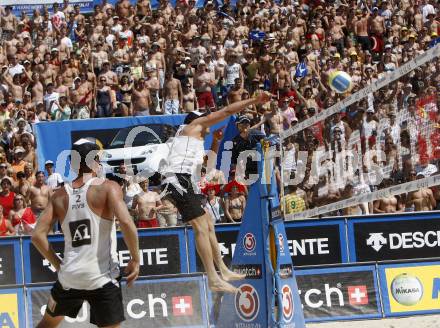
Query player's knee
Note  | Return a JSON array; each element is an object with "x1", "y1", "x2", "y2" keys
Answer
[{"x1": 191, "y1": 215, "x2": 209, "y2": 233}]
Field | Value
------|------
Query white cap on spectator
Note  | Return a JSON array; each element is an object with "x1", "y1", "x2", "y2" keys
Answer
[
  {"x1": 14, "y1": 146, "x2": 25, "y2": 154},
  {"x1": 45, "y1": 160, "x2": 54, "y2": 166}
]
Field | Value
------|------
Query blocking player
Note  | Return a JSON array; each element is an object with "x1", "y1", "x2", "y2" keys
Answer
[{"x1": 32, "y1": 139, "x2": 140, "y2": 328}]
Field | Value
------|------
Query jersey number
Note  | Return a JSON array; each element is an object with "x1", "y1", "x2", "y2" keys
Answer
[{"x1": 69, "y1": 219, "x2": 92, "y2": 248}]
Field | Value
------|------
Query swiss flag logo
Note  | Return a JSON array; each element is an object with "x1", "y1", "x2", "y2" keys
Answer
[
  {"x1": 172, "y1": 296, "x2": 193, "y2": 316},
  {"x1": 348, "y1": 285, "x2": 369, "y2": 305}
]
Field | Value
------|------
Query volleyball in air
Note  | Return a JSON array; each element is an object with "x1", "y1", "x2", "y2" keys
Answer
[{"x1": 328, "y1": 71, "x2": 352, "y2": 94}]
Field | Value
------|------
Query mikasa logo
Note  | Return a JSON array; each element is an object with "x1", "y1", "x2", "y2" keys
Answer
[{"x1": 69, "y1": 219, "x2": 92, "y2": 247}]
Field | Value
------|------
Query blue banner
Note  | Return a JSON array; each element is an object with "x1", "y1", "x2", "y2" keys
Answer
[
  {"x1": 27, "y1": 275, "x2": 209, "y2": 327},
  {"x1": 22, "y1": 227, "x2": 188, "y2": 284},
  {"x1": 347, "y1": 212, "x2": 440, "y2": 263},
  {"x1": 285, "y1": 219, "x2": 349, "y2": 266},
  {"x1": 216, "y1": 142, "x2": 305, "y2": 328},
  {"x1": 34, "y1": 115, "x2": 236, "y2": 181},
  {"x1": 296, "y1": 265, "x2": 382, "y2": 322},
  {"x1": 0, "y1": 237, "x2": 23, "y2": 286}
]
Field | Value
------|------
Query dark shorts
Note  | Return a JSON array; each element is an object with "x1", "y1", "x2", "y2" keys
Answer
[
  {"x1": 46, "y1": 280, "x2": 125, "y2": 326},
  {"x1": 163, "y1": 174, "x2": 206, "y2": 222}
]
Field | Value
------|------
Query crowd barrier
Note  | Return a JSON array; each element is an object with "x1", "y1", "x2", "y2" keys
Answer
[{"x1": 2, "y1": 212, "x2": 440, "y2": 327}]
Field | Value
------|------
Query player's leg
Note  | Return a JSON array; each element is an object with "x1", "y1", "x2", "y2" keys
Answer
[
  {"x1": 205, "y1": 213, "x2": 246, "y2": 282},
  {"x1": 190, "y1": 214, "x2": 237, "y2": 293},
  {"x1": 35, "y1": 313, "x2": 64, "y2": 328}
]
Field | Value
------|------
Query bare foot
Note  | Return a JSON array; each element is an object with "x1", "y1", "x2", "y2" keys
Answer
[
  {"x1": 209, "y1": 279, "x2": 238, "y2": 293},
  {"x1": 221, "y1": 269, "x2": 247, "y2": 282}
]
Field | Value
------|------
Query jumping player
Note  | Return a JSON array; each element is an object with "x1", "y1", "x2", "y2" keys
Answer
[
  {"x1": 162, "y1": 92, "x2": 271, "y2": 293},
  {"x1": 32, "y1": 139, "x2": 140, "y2": 328}
]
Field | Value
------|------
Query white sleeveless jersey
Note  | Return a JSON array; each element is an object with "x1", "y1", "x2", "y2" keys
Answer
[
  {"x1": 164, "y1": 126, "x2": 205, "y2": 176},
  {"x1": 58, "y1": 178, "x2": 119, "y2": 290}
]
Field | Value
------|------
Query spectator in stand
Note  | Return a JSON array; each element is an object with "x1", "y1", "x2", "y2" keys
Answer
[
  {"x1": 202, "y1": 183, "x2": 224, "y2": 224},
  {"x1": 0, "y1": 177, "x2": 15, "y2": 218},
  {"x1": 0, "y1": 0, "x2": 439, "y2": 228},
  {"x1": 0, "y1": 204, "x2": 15, "y2": 236},
  {"x1": 8, "y1": 193, "x2": 36, "y2": 235},
  {"x1": 44, "y1": 160, "x2": 64, "y2": 190},
  {"x1": 223, "y1": 180, "x2": 247, "y2": 223}
]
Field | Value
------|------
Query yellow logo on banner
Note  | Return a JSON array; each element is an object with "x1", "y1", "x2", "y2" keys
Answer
[
  {"x1": 0, "y1": 294, "x2": 19, "y2": 328},
  {"x1": 386, "y1": 265, "x2": 440, "y2": 313}
]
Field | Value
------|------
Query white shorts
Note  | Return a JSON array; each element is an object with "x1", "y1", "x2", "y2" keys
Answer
[{"x1": 164, "y1": 99, "x2": 179, "y2": 115}]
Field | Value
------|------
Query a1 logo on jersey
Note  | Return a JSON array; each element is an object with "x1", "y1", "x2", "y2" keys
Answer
[{"x1": 70, "y1": 219, "x2": 92, "y2": 247}]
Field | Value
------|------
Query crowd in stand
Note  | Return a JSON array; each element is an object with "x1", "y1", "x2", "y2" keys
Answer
[{"x1": 0, "y1": 0, "x2": 439, "y2": 236}]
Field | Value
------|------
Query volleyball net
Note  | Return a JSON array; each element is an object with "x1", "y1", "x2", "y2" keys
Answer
[{"x1": 277, "y1": 44, "x2": 440, "y2": 220}]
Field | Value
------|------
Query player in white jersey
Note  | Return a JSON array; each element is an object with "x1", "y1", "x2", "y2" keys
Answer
[
  {"x1": 32, "y1": 139, "x2": 140, "y2": 328},
  {"x1": 162, "y1": 92, "x2": 271, "y2": 293}
]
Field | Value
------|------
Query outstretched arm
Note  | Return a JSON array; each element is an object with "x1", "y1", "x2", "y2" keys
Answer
[{"x1": 194, "y1": 92, "x2": 271, "y2": 127}]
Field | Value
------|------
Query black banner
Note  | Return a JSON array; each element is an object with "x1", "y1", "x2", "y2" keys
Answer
[
  {"x1": 117, "y1": 233, "x2": 182, "y2": 276},
  {"x1": 28, "y1": 238, "x2": 64, "y2": 283},
  {"x1": 192, "y1": 223, "x2": 344, "y2": 272},
  {"x1": 29, "y1": 277, "x2": 207, "y2": 327},
  {"x1": 0, "y1": 243, "x2": 18, "y2": 285},
  {"x1": 296, "y1": 269, "x2": 380, "y2": 319},
  {"x1": 27, "y1": 233, "x2": 183, "y2": 283},
  {"x1": 194, "y1": 229, "x2": 238, "y2": 272},
  {"x1": 351, "y1": 218, "x2": 440, "y2": 262},
  {"x1": 285, "y1": 224, "x2": 344, "y2": 266}
]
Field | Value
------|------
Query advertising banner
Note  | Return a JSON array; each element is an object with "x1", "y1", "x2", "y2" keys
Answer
[
  {"x1": 4, "y1": 0, "x2": 96, "y2": 15},
  {"x1": 348, "y1": 214, "x2": 440, "y2": 262},
  {"x1": 27, "y1": 275, "x2": 208, "y2": 328},
  {"x1": 187, "y1": 224, "x2": 240, "y2": 272},
  {"x1": 119, "y1": 228, "x2": 188, "y2": 276},
  {"x1": 215, "y1": 179, "x2": 270, "y2": 327},
  {"x1": 272, "y1": 219, "x2": 307, "y2": 326},
  {"x1": 295, "y1": 265, "x2": 382, "y2": 322},
  {"x1": 34, "y1": 115, "x2": 235, "y2": 178},
  {"x1": 188, "y1": 219, "x2": 347, "y2": 273},
  {"x1": 0, "y1": 238, "x2": 23, "y2": 286},
  {"x1": 22, "y1": 228, "x2": 187, "y2": 284},
  {"x1": 284, "y1": 219, "x2": 348, "y2": 266},
  {"x1": 379, "y1": 260, "x2": 440, "y2": 317},
  {"x1": 0, "y1": 287, "x2": 26, "y2": 328}
]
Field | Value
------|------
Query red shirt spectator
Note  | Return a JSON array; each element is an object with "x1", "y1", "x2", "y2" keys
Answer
[{"x1": 0, "y1": 178, "x2": 15, "y2": 218}]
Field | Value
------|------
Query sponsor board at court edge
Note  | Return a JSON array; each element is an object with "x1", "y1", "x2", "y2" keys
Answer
[
  {"x1": 0, "y1": 239, "x2": 22, "y2": 286},
  {"x1": 0, "y1": 289, "x2": 24, "y2": 328},
  {"x1": 28, "y1": 277, "x2": 207, "y2": 327},
  {"x1": 380, "y1": 261, "x2": 440, "y2": 316},
  {"x1": 191, "y1": 221, "x2": 346, "y2": 272},
  {"x1": 348, "y1": 216, "x2": 440, "y2": 262},
  {"x1": 295, "y1": 266, "x2": 381, "y2": 321},
  {"x1": 21, "y1": 230, "x2": 186, "y2": 283}
]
